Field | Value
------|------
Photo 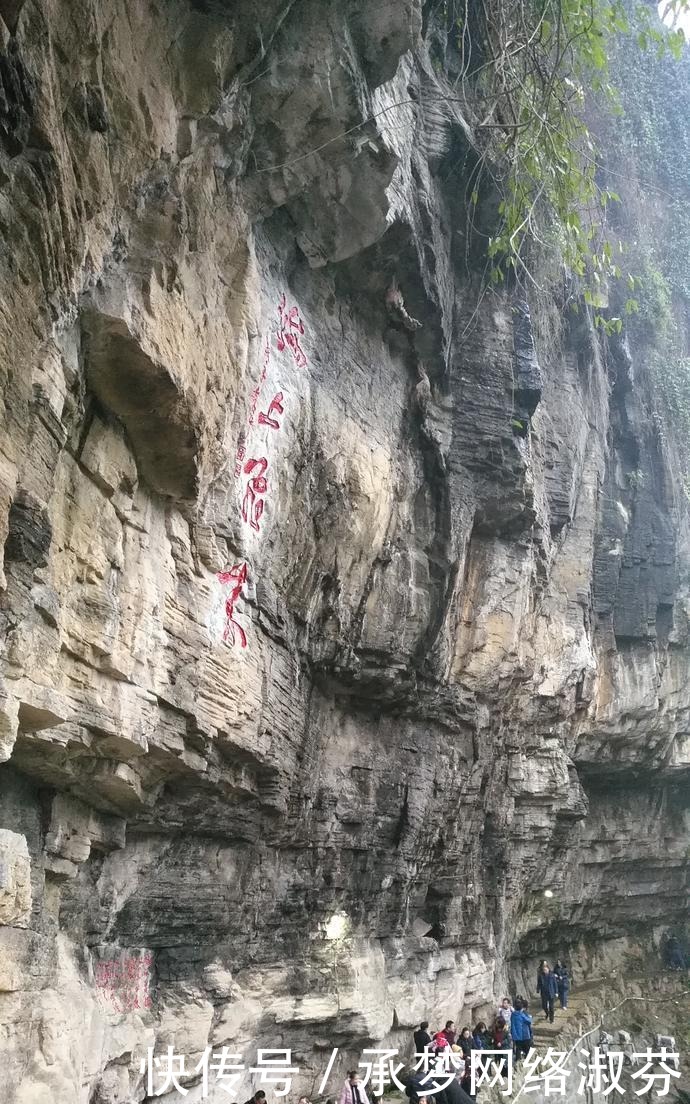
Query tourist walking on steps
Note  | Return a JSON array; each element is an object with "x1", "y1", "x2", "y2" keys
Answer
[
  {"x1": 537, "y1": 964, "x2": 558, "y2": 1023},
  {"x1": 553, "y1": 960, "x2": 570, "y2": 1008},
  {"x1": 340, "y1": 1072, "x2": 371, "y2": 1104},
  {"x1": 510, "y1": 998, "x2": 533, "y2": 1061}
]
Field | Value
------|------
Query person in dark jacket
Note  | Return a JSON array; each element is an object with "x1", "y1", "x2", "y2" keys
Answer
[
  {"x1": 407, "y1": 1057, "x2": 450, "y2": 1104},
  {"x1": 458, "y1": 1057, "x2": 474, "y2": 1102},
  {"x1": 458, "y1": 1027, "x2": 473, "y2": 1058},
  {"x1": 553, "y1": 960, "x2": 570, "y2": 1008},
  {"x1": 510, "y1": 998, "x2": 533, "y2": 1061},
  {"x1": 414, "y1": 1021, "x2": 432, "y2": 1054},
  {"x1": 472, "y1": 1022, "x2": 489, "y2": 1050},
  {"x1": 537, "y1": 965, "x2": 558, "y2": 1022},
  {"x1": 404, "y1": 1072, "x2": 428, "y2": 1104},
  {"x1": 444, "y1": 1020, "x2": 457, "y2": 1046},
  {"x1": 446, "y1": 1078, "x2": 475, "y2": 1104}
]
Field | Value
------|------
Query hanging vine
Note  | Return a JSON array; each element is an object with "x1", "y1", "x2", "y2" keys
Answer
[{"x1": 451, "y1": 0, "x2": 688, "y2": 328}]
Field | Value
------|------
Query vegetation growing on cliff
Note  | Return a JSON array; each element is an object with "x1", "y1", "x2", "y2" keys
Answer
[
  {"x1": 460, "y1": 0, "x2": 688, "y2": 328},
  {"x1": 601, "y1": 7, "x2": 690, "y2": 477}
]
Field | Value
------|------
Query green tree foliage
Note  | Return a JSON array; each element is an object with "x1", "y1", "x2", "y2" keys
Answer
[{"x1": 462, "y1": 0, "x2": 688, "y2": 328}]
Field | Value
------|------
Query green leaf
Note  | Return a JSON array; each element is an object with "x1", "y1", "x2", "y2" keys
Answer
[{"x1": 669, "y1": 29, "x2": 685, "y2": 61}]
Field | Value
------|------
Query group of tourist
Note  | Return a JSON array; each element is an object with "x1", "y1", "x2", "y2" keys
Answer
[
  {"x1": 248, "y1": 943, "x2": 689, "y2": 1104},
  {"x1": 400, "y1": 959, "x2": 572, "y2": 1103},
  {"x1": 246, "y1": 960, "x2": 573, "y2": 1104}
]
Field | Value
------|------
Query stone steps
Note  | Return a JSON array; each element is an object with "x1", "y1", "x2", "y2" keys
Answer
[
  {"x1": 529, "y1": 988, "x2": 593, "y2": 1046},
  {"x1": 518, "y1": 970, "x2": 689, "y2": 1056},
  {"x1": 528, "y1": 973, "x2": 658, "y2": 1045}
]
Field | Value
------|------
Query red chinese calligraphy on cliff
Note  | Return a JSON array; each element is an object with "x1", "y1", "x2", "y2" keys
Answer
[
  {"x1": 95, "y1": 952, "x2": 153, "y2": 1013},
  {"x1": 217, "y1": 562, "x2": 248, "y2": 648},
  {"x1": 276, "y1": 294, "x2": 307, "y2": 368},
  {"x1": 241, "y1": 457, "x2": 268, "y2": 532},
  {"x1": 221, "y1": 292, "x2": 302, "y2": 650},
  {"x1": 258, "y1": 391, "x2": 285, "y2": 430}
]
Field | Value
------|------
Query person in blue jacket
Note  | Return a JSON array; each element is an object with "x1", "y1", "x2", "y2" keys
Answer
[
  {"x1": 537, "y1": 964, "x2": 558, "y2": 1022},
  {"x1": 553, "y1": 960, "x2": 570, "y2": 1008},
  {"x1": 510, "y1": 998, "x2": 533, "y2": 1061}
]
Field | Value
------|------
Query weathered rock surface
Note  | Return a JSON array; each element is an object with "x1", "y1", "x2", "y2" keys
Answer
[{"x1": 0, "y1": 1, "x2": 688, "y2": 1101}]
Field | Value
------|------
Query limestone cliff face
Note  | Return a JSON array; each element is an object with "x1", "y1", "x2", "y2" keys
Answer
[{"x1": 0, "y1": 1, "x2": 689, "y2": 1101}]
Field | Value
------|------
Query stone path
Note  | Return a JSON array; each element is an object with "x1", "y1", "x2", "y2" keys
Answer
[{"x1": 530, "y1": 981, "x2": 604, "y2": 1048}]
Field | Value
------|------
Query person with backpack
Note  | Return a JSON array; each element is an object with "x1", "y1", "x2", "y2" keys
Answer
[
  {"x1": 537, "y1": 964, "x2": 558, "y2": 1023},
  {"x1": 553, "y1": 960, "x2": 570, "y2": 1009},
  {"x1": 510, "y1": 998, "x2": 533, "y2": 1061}
]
